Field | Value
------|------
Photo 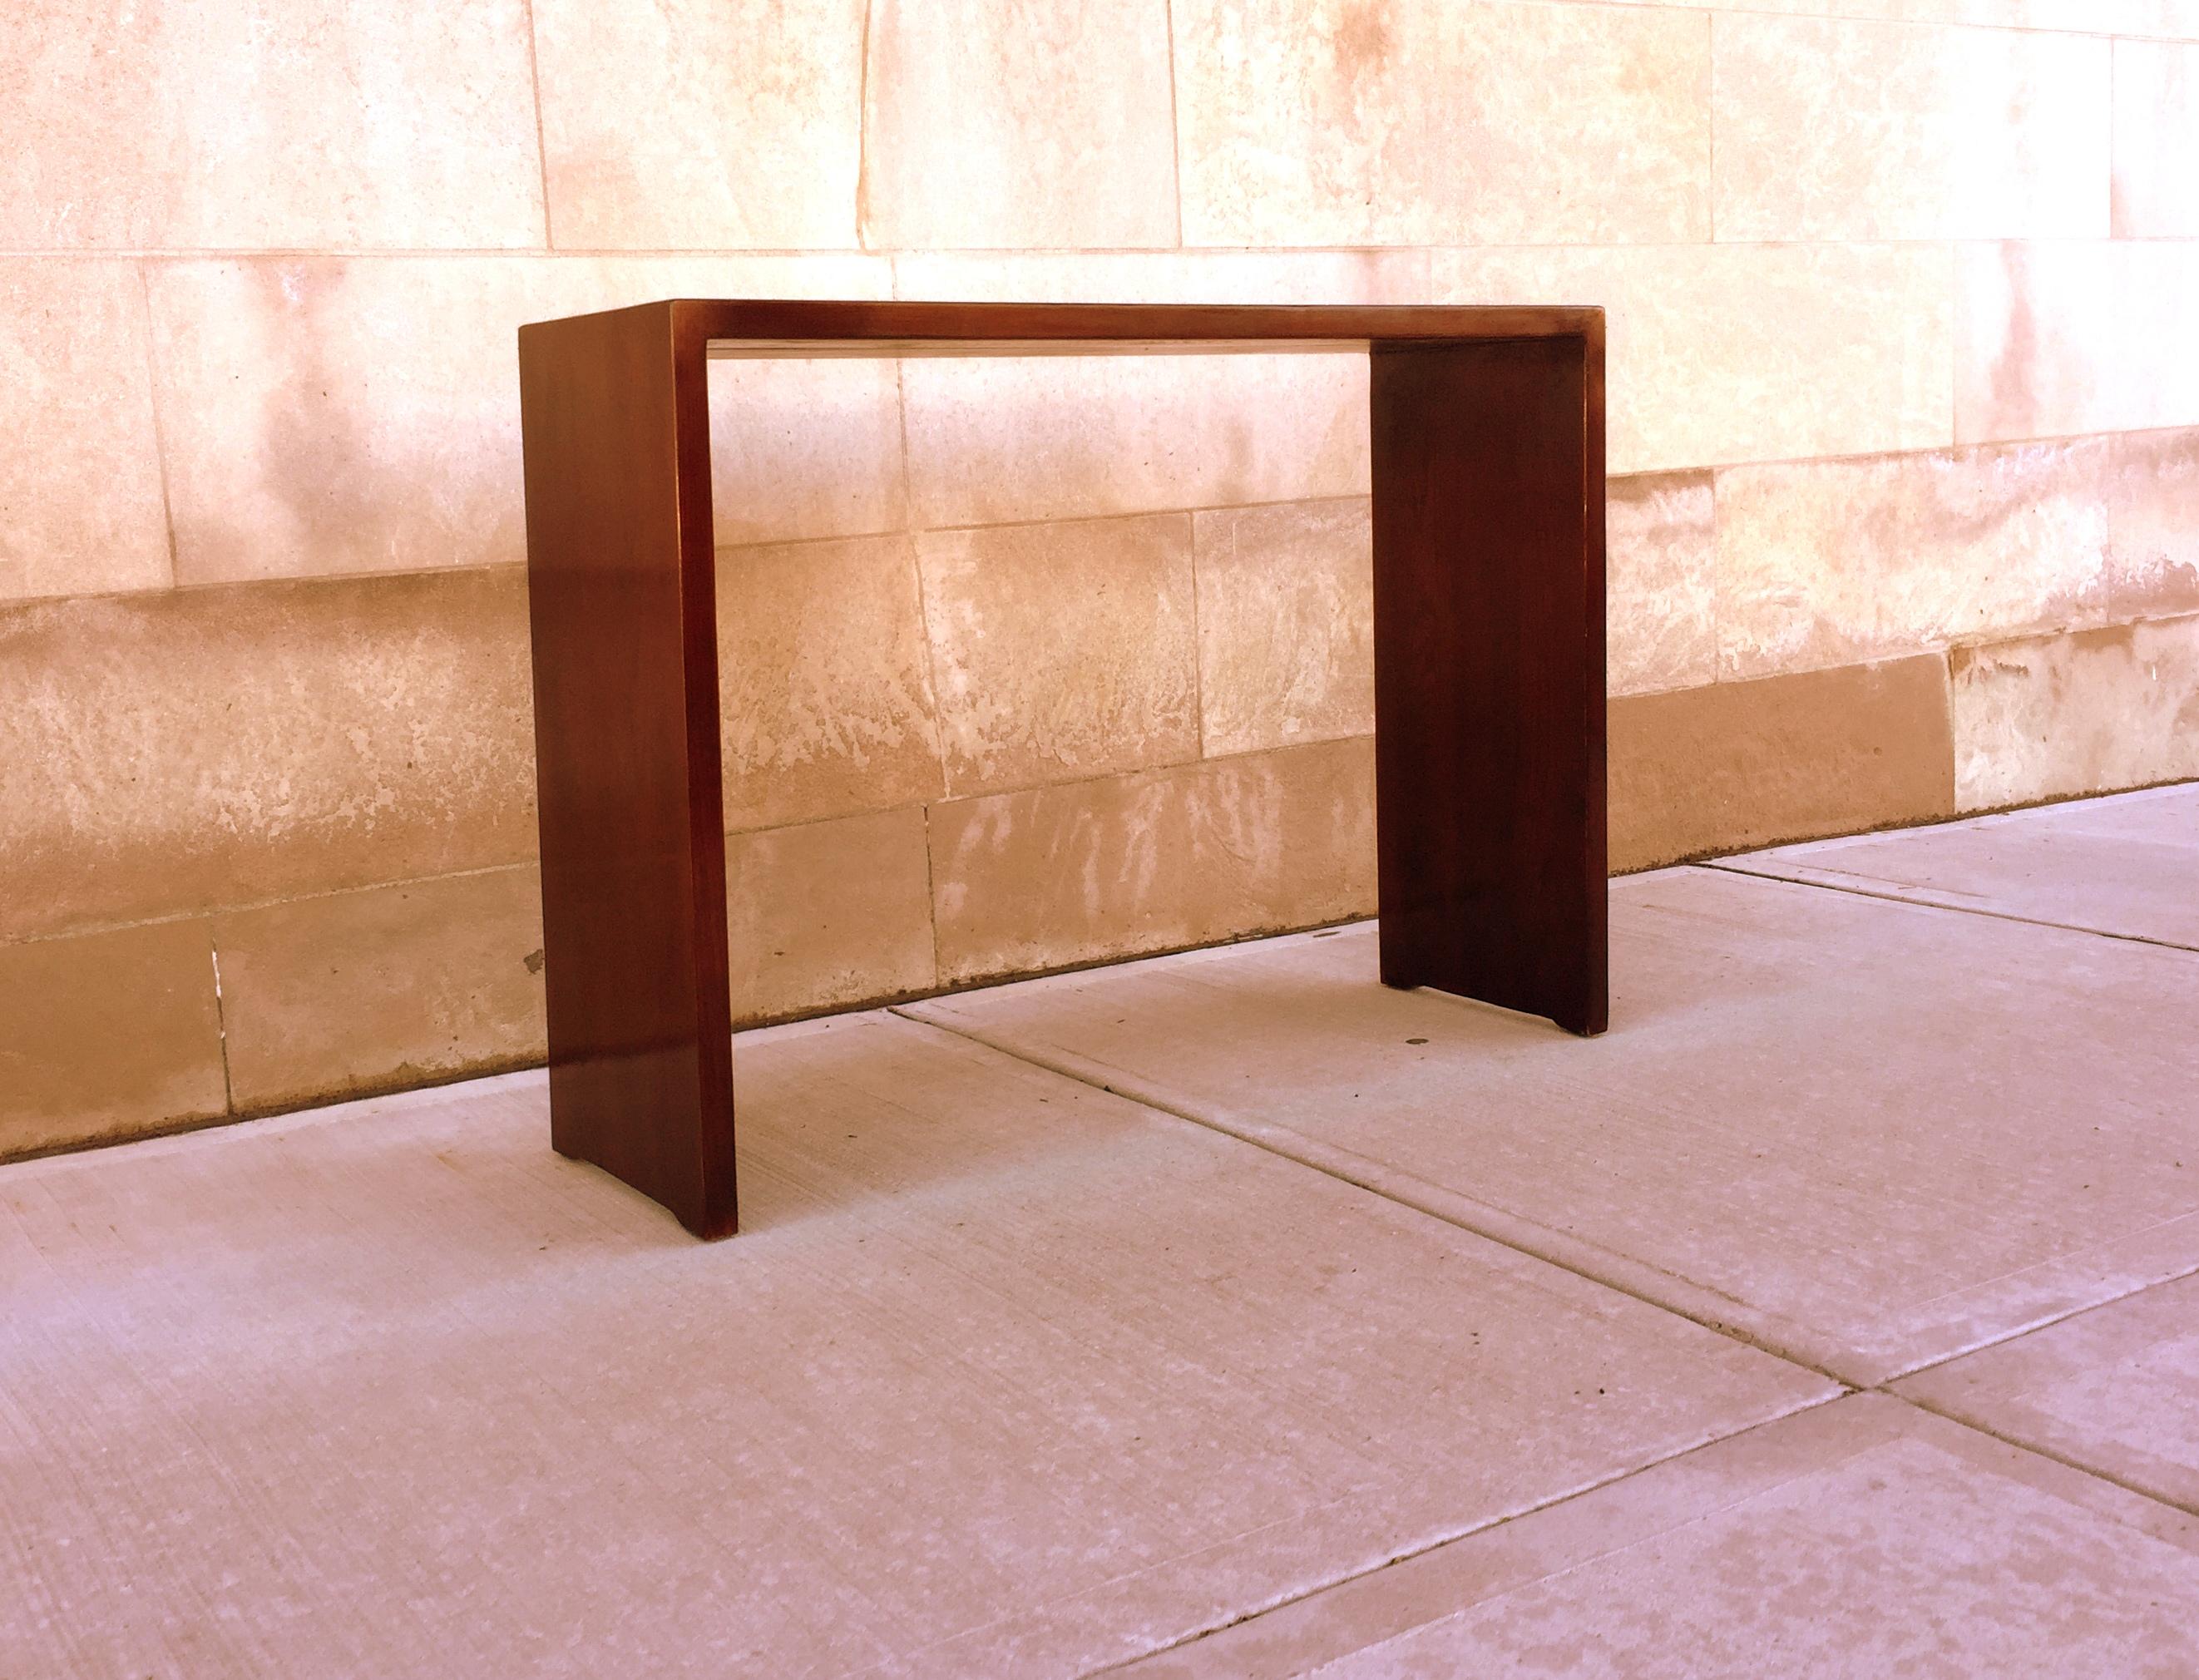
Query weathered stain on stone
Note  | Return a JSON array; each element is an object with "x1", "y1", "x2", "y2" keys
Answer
[
  {"x1": 714, "y1": 533, "x2": 944, "y2": 831},
  {"x1": 0, "y1": 571, "x2": 537, "y2": 944},
  {"x1": 2109, "y1": 427, "x2": 2199, "y2": 622},
  {"x1": 930, "y1": 738, "x2": 1376, "y2": 986},
  {"x1": 533, "y1": 0, "x2": 866, "y2": 249},
  {"x1": 724, "y1": 805, "x2": 935, "y2": 1022},
  {"x1": 1951, "y1": 615, "x2": 2199, "y2": 811},
  {"x1": 1176, "y1": 0, "x2": 1708, "y2": 246},
  {"x1": 900, "y1": 351, "x2": 1367, "y2": 531},
  {"x1": 1715, "y1": 437, "x2": 2141, "y2": 680},
  {"x1": 1194, "y1": 497, "x2": 1374, "y2": 757},
  {"x1": 1610, "y1": 470, "x2": 1717, "y2": 696},
  {"x1": 917, "y1": 513, "x2": 1199, "y2": 799},
  {"x1": 1330, "y1": 3, "x2": 1394, "y2": 84},
  {"x1": 0, "y1": 260, "x2": 173, "y2": 602}
]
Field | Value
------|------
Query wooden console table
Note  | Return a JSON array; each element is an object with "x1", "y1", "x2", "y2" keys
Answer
[{"x1": 518, "y1": 300, "x2": 1607, "y2": 1238}]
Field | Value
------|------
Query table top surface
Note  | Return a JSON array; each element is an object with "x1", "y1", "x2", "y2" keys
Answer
[{"x1": 520, "y1": 298, "x2": 1603, "y2": 358}]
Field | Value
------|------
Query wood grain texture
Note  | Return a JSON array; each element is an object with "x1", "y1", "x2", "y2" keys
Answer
[
  {"x1": 679, "y1": 298, "x2": 1600, "y2": 353},
  {"x1": 521, "y1": 300, "x2": 1607, "y2": 1236},
  {"x1": 1370, "y1": 334, "x2": 1608, "y2": 1035},
  {"x1": 519, "y1": 301, "x2": 735, "y2": 1237}
]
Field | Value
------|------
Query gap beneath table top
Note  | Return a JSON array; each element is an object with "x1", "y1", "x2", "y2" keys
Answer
[{"x1": 703, "y1": 337, "x2": 1369, "y2": 358}]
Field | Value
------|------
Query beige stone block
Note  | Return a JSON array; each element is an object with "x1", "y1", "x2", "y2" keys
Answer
[
  {"x1": 860, "y1": 0, "x2": 1178, "y2": 250},
  {"x1": 1185, "y1": 479, "x2": 1711, "y2": 753},
  {"x1": 891, "y1": 258, "x2": 1417, "y2": 534},
  {"x1": 2117, "y1": 42, "x2": 2199, "y2": 237},
  {"x1": 1715, "y1": 439, "x2": 2133, "y2": 681},
  {"x1": 1186, "y1": 477, "x2": 1712, "y2": 746},
  {"x1": 918, "y1": 515, "x2": 1199, "y2": 798},
  {"x1": 1714, "y1": 15, "x2": 2109, "y2": 241},
  {"x1": 1969, "y1": 1, "x2": 2194, "y2": 32},
  {"x1": 0, "y1": 919, "x2": 225, "y2": 1160},
  {"x1": 215, "y1": 867, "x2": 546, "y2": 1115},
  {"x1": 1173, "y1": 0, "x2": 1710, "y2": 246},
  {"x1": 1587, "y1": 1, "x2": 2199, "y2": 32},
  {"x1": 931, "y1": 738, "x2": 1376, "y2": 985},
  {"x1": 2040, "y1": 0, "x2": 2199, "y2": 31},
  {"x1": 1610, "y1": 655, "x2": 1957, "y2": 870},
  {"x1": 0, "y1": 261, "x2": 171, "y2": 603},
  {"x1": 149, "y1": 256, "x2": 521, "y2": 584},
  {"x1": 2110, "y1": 429, "x2": 2199, "y2": 623},
  {"x1": 1957, "y1": 242, "x2": 2117, "y2": 442},
  {"x1": 716, "y1": 535, "x2": 943, "y2": 833},
  {"x1": 1432, "y1": 244, "x2": 1953, "y2": 474},
  {"x1": 902, "y1": 353, "x2": 1367, "y2": 529},
  {"x1": 2078, "y1": 0, "x2": 2199, "y2": 29},
  {"x1": 707, "y1": 357, "x2": 906, "y2": 548},
  {"x1": 1951, "y1": 616, "x2": 2199, "y2": 810},
  {"x1": 2090, "y1": 0, "x2": 2199, "y2": 39},
  {"x1": 0, "y1": 571, "x2": 536, "y2": 944},
  {"x1": 144, "y1": 254, "x2": 893, "y2": 586},
  {"x1": 532, "y1": 0, "x2": 865, "y2": 250},
  {"x1": 892, "y1": 248, "x2": 1434, "y2": 306},
  {"x1": 1956, "y1": 240, "x2": 2199, "y2": 443},
  {"x1": 725, "y1": 806, "x2": 936, "y2": 1023},
  {"x1": 1194, "y1": 498, "x2": 1372, "y2": 758},
  {"x1": 0, "y1": 1, "x2": 543, "y2": 250},
  {"x1": 1610, "y1": 472, "x2": 1717, "y2": 697}
]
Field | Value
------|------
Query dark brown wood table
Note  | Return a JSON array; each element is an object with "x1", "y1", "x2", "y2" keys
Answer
[{"x1": 518, "y1": 300, "x2": 1608, "y2": 1238}]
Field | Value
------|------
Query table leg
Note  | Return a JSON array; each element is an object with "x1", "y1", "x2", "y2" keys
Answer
[
  {"x1": 1369, "y1": 332, "x2": 1609, "y2": 1036},
  {"x1": 519, "y1": 303, "x2": 739, "y2": 1236}
]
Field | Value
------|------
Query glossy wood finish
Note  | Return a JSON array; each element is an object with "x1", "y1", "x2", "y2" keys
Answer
[
  {"x1": 519, "y1": 303, "x2": 735, "y2": 1238},
  {"x1": 1371, "y1": 334, "x2": 1608, "y2": 1035},
  {"x1": 678, "y1": 298, "x2": 1600, "y2": 350},
  {"x1": 519, "y1": 299, "x2": 1607, "y2": 1237}
]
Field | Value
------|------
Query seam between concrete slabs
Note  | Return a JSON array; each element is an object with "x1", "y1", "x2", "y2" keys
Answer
[
  {"x1": 1890, "y1": 1366, "x2": 2199, "y2": 1525},
  {"x1": 1698, "y1": 857, "x2": 2199, "y2": 956},
  {"x1": 1067, "y1": 1388, "x2": 1854, "y2": 1680},
  {"x1": 888, "y1": 932, "x2": 2199, "y2": 1663},
  {"x1": 1075, "y1": 1377, "x2": 2199, "y2": 1680},
  {"x1": 887, "y1": 1006, "x2": 1862, "y2": 1388},
  {"x1": 11, "y1": 981, "x2": 2192, "y2": 1669},
  {"x1": 1683, "y1": 857, "x2": 2199, "y2": 1381},
  {"x1": 886, "y1": 862, "x2": 2199, "y2": 1666},
  {"x1": 901, "y1": 1000, "x2": 2199, "y2": 1394},
  {"x1": 895, "y1": 882, "x2": 2199, "y2": 1376}
]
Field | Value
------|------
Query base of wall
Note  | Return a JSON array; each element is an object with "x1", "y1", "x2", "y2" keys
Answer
[{"x1": 7, "y1": 613, "x2": 2196, "y2": 1165}]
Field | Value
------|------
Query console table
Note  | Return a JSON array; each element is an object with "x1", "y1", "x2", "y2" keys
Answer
[{"x1": 518, "y1": 300, "x2": 1608, "y2": 1238}]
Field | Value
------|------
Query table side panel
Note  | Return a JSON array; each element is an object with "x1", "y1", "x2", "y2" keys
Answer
[
  {"x1": 1369, "y1": 335, "x2": 1608, "y2": 1035},
  {"x1": 519, "y1": 304, "x2": 737, "y2": 1237}
]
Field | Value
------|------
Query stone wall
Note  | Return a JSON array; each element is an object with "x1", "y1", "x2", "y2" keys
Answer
[{"x1": 4, "y1": 1, "x2": 2197, "y2": 1155}]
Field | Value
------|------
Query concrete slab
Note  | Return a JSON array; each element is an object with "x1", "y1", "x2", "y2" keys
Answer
[
  {"x1": 906, "y1": 867, "x2": 2199, "y2": 1385},
  {"x1": 1113, "y1": 1395, "x2": 2199, "y2": 1678},
  {"x1": 0, "y1": 1012, "x2": 1827, "y2": 1680},
  {"x1": 1896, "y1": 1270, "x2": 2199, "y2": 1515},
  {"x1": 1720, "y1": 782, "x2": 2199, "y2": 949}
]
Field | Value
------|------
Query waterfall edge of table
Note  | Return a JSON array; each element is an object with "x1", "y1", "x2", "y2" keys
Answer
[{"x1": 518, "y1": 300, "x2": 1608, "y2": 1238}]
